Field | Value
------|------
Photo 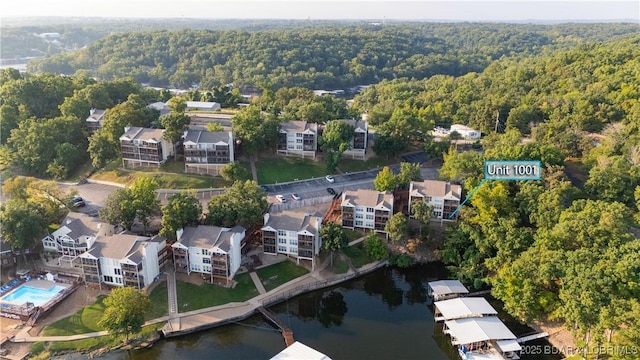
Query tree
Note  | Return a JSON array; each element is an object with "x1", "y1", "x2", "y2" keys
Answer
[
  {"x1": 396, "y1": 162, "x2": 421, "y2": 189},
  {"x1": 100, "y1": 188, "x2": 137, "y2": 231},
  {"x1": 364, "y1": 232, "x2": 388, "y2": 261},
  {"x1": 385, "y1": 213, "x2": 407, "y2": 243},
  {"x1": 128, "y1": 178, "x2": 161, "y2": 234},
  {"x1": 88, "y1": 130, "x2": 118, "y2": 169},
  {"x1": 373, "y1": 166, "x2": 397, "y2": 192},
  {"x1": 206, "y1": 122, "x2": 224, "y2": 132},
  {"x1": 411, "y1": 200, "x2": 433, "y2": 236},
  {"x1": 220, "y1": 162, "x2": 250, "y2": 182},
  {"x1": 372, "y1": 134, "x2": 407, "y2": 159},
  {"x1": 232, "y1": 105, "x2": 271, "y2": 155},
  {"x1": 161, "y1": 111, "x2": 190, "y2": 145},
  {"x1": 319, "y1": 121, "x2": 354, "y2": 173},
  {"x1": 160, "y1": 192, "x2": 202, "y2": 240},
  {"x1": 99, "y1": 287, "x2": 150, "y2": 342},
  {"x1": 320, "y1": 221, "x2": 347, "y2": 268},
  {"x1": 206, "y1": 180, "x2": 267, "y2": 228},
  {"x1": 0, "y1": 200, "x2": 47, "y2": 250}
]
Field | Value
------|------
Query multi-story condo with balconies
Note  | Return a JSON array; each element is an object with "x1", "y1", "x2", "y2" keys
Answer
[
  {"x1": 335, "y1": 119, "x2": 368, "y2": 160},
  {"x1": 42, "y1": 213, "x2": 115, "y2": 266},
  {"x1": 261, "y1": 211, "x2": 322, "y2": 270},
  {"x1": 172, "y1": 225, "x2": 246, "y2": 284},
  {"x1": 277, "y1": 121, "x2": 317, "y2": 159},
  {"x1": 183, "y1": 129, "x2": 234, "y2": 176},
  {"x1": 409, "y1": 180, "x2": 462, "y2": 221},
  {"x1": 85, "y1": 109, "x2": 106, "y2": 135},
  {"x1": 78, "y1": 233, "x2": 166, "y2": 290},
  {"x1": 341, "y1": 189, "x2": 394, "y2": 236},
  {"x1": 120, "y1": 126, "x2": 174, "y2": 168}
]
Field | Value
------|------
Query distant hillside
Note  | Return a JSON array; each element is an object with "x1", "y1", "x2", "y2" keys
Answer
[{"x1": 25, "y1": 22, "x2": 640, "y2": 90}]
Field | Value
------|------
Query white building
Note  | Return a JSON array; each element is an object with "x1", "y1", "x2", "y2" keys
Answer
[
  {"x1": 120, "y1": 126, "x2": 174, "y2": 168},
  {"x1": 261, "y1": 211, "x2": 322, "y2": 270},
  {"x1": 185, "y1": 101, "x2": 221, "y2": 111},
  {"x1": 183, "y1": 129, "x2": 234, "y2": 175},
  {"x1": 450, "y1": 124, "x2": 481, "y2": 139},
  {"x1": 409, "y1": 180, "x2": 462, "y2": 221},
  {"x1": 277, "y1": 121, "x2": 318, "y2": 159},
  {"x1": 333, "y1": 119, "x2": 368, "y2": 160},
  {"x1": 79, "y1": 233, "x2": 166, "y2": 290},
  {"x1": 148, "y1": 101, "x2": 171, "y2": 116},
  {"x1": 341, "y1": 189, "x2": 394, "y2": 235},
  {"x1": 172, "y1": 225, "x2": 246, "y2": 283},
  {"x1": 42, "y1": 213, "x2": 115, "y2": 266}
]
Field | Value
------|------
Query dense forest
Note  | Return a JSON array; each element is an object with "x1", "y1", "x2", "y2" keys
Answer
[{"x1": 24, "y1": 22, "x2": 640, "y2": 90}]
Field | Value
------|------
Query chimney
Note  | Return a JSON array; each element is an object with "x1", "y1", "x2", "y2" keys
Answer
[{"x1": 90, "y1": 108, "x2": 95, "y2": 115}]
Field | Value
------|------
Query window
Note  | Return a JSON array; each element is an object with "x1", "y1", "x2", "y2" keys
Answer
[
  {"x1": 278, "y1": 246, "x2": 287, "y2": 252},
  {"x1": 426, "y1": 196, "x2": 432, "y2": 202},
  {"x1": 296, "y1": 138, "x2": 303, "y2": 143},
  {"x1": 355, "y1": 213, "x2": 363, "y2": 219},
  {"x1": 366, "y1": 207, "x2": 374, "y2": 213},
  {"x1": 278, "y1": 238, "x2": 286, "y2": 244},
  {"x1": 365, "y1": 222, "x2": 373, "y2": 228},
  {"x1": 202, "y1": 249, "x2": 209, "y2": 256},
  {"x1": 278, "y1": 230, "x2": 286, "y2": 236},
  {"x1": 366, "y1": 214, "x2": 374, "y2": 220},
  {"x1": 116, "y1": 277, "x2": 122, "y2": 284},
  {"x1": 290, "y1": 239, "x2": 298, "y2": 246},
  {"x1": 114, "y1": 268, "x2": 121, "y2": 276},
  {"x1": 203, "y1": 258, "x2": 211, "y2": 264},
  {"x1": 104, "y1": 275, "x2": 113, "y2": 283},
  {"x1": 355, "y1": 220, "x2": 363, "y2": 226},
  {"x1": 296, "y1": 133, "x2": 303, "y2": 137}
]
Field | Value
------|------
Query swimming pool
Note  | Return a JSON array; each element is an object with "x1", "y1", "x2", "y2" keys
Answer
[{"x1": 0, "y1": 284, "x2": 67, "y2": 307}]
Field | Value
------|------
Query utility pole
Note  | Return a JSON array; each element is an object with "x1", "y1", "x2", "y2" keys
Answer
[{"x1": 494, "y1": 110, "x2": 500, "y2": 133}]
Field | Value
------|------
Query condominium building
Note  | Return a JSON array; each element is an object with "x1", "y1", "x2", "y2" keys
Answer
[
  {"x1": 85, "y1": 109, "x2": 106, "y2": 135},
  {"x1": 261, "y1": 211, "x2": 322, "y2": 270},
  {"x1": 183, "y1": 129, "x2": 234, "y2": 175},
  {"x1": 341, "y1": 189, "x2": 394, "y2": 235},
  {"x1": 172, "y1": 225, "x2": 246, "y2": 283},
  {"x1": 42, "y1": 213, "x2": 115, "y2": 265},
  {"x1": 277, "y1": 121, "x2": 318, "y2": 159},
  {"x1": 78, "y1": 233, "x2": 167, "y2": 290},
  {"x1": 120, "y1": 126, "x2": 174, "y2": 168},
  {"x1": 409, "y1": 180, "x2": 462, "y2": 221}
]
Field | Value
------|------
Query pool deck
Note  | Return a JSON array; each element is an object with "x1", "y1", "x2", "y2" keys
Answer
[{"x1": 13, "y1": 280, "x2": 70, "y2": 291}]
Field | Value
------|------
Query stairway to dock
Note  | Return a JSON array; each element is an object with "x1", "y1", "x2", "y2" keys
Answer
[{"x1": 258, "y1": 307, "x2": 295, "y2": 347}]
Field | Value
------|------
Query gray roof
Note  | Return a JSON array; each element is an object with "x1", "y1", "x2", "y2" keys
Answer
[
  {"x1": 338, "y1": 119, "x2": 367, "y2": 131},
  {"x1": 88, "y1": 232, "x2": 144, "y2": 259},
  {"x1": 86, "y1": 109, "x2": 106, "y2": 122},
  {"x1": 410, "y1": 180, "x2": 461, "y2": 200},
  {"x1": 120, "y1": 126, "x2": 165, "y2": 142},
  {"x1": 280, "y1": 121, "x2": 317, "y2": 134},
  {"x1": 428, "y1": 280, "x2": 469, "y2": 296},
  {"x1": 183, "y1": 129, "x2": 230, "y2": 144},
  {"x1": 177, "y1": 225, "x2": 245, "y2": 251},
  {"x1": 342, "y1": 189, "x2": 393, "y2": 209},
  {"x1": 56, "y1": 213, "x2": 104, "y2": 239},
  {"x1": 264, "y1": 211, "x2": 320, "y2": 233}
]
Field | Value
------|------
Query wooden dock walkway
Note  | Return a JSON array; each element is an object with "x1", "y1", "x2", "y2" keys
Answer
[
  {"x1": 258, "y1": 307, "x2": 295, "y2": 347},
  {"x1": 517, "y1": 332, "x2": 549, "y2": 343}
]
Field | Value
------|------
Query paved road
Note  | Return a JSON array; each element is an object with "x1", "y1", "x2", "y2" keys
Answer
[{"x1": 59, "y1": 165, "x2": 441, "y2": 215}]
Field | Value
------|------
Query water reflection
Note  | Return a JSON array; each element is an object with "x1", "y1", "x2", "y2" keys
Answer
[{"x1": 88, "y1": 264, "x2": 559, "y2": 360}]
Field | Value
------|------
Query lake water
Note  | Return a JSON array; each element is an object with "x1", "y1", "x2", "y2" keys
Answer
[{"x1": 78, "y1": 264, "x2": 560, "y2": 360}]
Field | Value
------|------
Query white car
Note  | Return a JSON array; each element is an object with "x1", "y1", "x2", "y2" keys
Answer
[
  {"x1": 275, "y1": 195, "x2": 287, "y2": 203},
  {"x1": 291, "y1": 193, "x2": 301, "y2": 201},
  {"x1": 325, "y1": 175, "x2": 335, "y2": 183}
]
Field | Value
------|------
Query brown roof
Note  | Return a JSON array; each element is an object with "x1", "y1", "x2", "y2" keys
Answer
[
  {"x1": 342, "y1": 189, "x2": 393, "y2": 209},
  {"x1": 410, "y1": 180, "x2": 461, "y2": 200},
  {"x1": 120, "y1": 126, "x2": 165, "y2": 142}
]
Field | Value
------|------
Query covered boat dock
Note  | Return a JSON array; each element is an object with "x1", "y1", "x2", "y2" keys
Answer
[{"x1": 434, "y1": 297, "x2": 498, "y2": 322}]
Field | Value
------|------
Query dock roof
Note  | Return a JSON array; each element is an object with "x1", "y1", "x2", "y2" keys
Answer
[
  {"x1": 445, "y1": 317, "x2": 517, "y2": 345},
  {"x1": 428, "y1": 280, "x2": 469, "y2": 296},
  {"x1": 270, "y1": 341, "x2": 332, "y2": 360},
  {"x1": 434, "y1": 297, "x2": 497, "y2": 320}
]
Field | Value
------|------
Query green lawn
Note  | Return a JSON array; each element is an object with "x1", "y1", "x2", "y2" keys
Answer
[
  {"x1": 337, "y1": 156, "x2": 394, "y2": 173},
  {"x1": 344, "y1": 229, "x2": 363, "y2": 242},
  {"x1": 343, "y1": 243, "x2": 372, "y2": 269},
  {"x1": 91, "y1": 159, "x2": 243, "y2": 189},
  {"x1": 146, "y1": 282, "x2": 169, "y2": 320},
  {"x1": 256, "y1": 157, "x2": 327, "y2": 184},
  {"x1": 176, "y1": 273, "x2": 258, "y2": 312},
  {"x1": 330, "y1": 256, "x2": 349, "y2": 274},
  {"x1": 33, "y1": 323, "x2": 165, "y2": 356},
  {"x1": 255, "y1": 260, "x2": 310, "y2": 292},
  {"x1": 42, "y1": 296, "x2": 107, "y2": 336}
]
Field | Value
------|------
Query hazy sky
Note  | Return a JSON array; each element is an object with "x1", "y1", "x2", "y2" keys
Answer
[{"x1": 2, "y1": 0, "x2": 639, "y2": 21}]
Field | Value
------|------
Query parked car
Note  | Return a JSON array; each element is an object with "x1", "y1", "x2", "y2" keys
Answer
[
  {"x1": 291, "y1": 193, "x2": 301, "y2": 201},
  {"x1": 326, "y1": 187, "x2": 336, "y2": 195},
  {"x1": 325, "y1": 175, "x2": 335, "y2": 183},
  {"x1": 260, "y1": 185, "x2": 269, "y2": 191},
  {"x1": 73, "y1": 200, "x2": 86, "y2": 208},
  {"x1": 275, "y1": 195, "x2": 287, "y2": 203}
]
